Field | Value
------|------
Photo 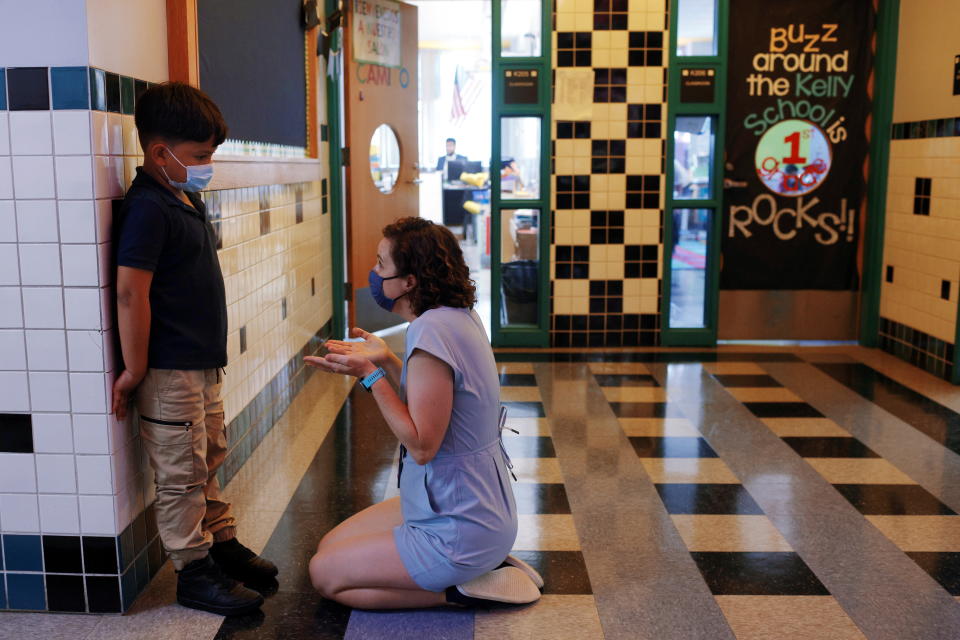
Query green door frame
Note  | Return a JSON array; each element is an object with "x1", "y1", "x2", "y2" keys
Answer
[
  {"x1": 661, "y1": 0, "x2": 729, "y2": 346},
  {"x1": 490, "y1": 0, "x2": 552, "y2": 348},
  {"x1": 326, "y1": 1, "x2": 346, "y2": 340}
]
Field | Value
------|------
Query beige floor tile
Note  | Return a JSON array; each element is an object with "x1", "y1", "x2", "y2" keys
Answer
[
  {"x1": 511, "y1": 456, "x2": 565, "y2": 483},
  {"x1": 475, "y1": 595, "x2": 604, "y2": 640},
  {"x1": 501, "y1": 387, "x2": 543, "y2": 402},
  {"x1": 506, "y1": 416, "x2": 552, "y2": 436},
  {"x1": 498, "y1": 362, "x2": 536, "y2": 374},
  {"x1": 640, "y1": 458, "x2": 741, "y2": 484},
  {"x1": 514, "y1": 514, "x2": 581, "y2": 550},
  {"x1": 702, "y1": 362, "x2": 767, "y2": 375},
  {"x1": 671, "y1": 515, "x2": 793, "y2": 552},
  {"x1": 866, "y1": 516, "x2": 960, "y2": 551},
  {"x1": 601, "y1": 386, "x2": 669, "y2": 402},
  {"x1": 619, "y1": 417, "x2": 700, "y2": 437},
  {"x1": 726, "y1": 387, "x2": 802, "y2": 402},
  {"x1": 761, "y1": 418, "x2": 850, "y2": 437},
  {"x1": 588, "y1": 361, "x2": 650, "y2": 374},
  {"x1": 806, "y1": 458, "x2": 915, "y2": 484},
  {"x1": 715, "y1": 596, "x2": 867, "y2": 640}
]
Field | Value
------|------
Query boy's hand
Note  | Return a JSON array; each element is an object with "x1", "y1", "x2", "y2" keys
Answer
[
  {"x1": 111, "y1": 369, "x2": 144, "y2": 420},
  {"x1": 323, "y1": 327, "x2": 390, "y2": 365}
]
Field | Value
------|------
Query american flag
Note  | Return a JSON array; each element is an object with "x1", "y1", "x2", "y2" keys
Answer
[{"x1": 450, "y1": 66, "x2": 484, "y2": 125}]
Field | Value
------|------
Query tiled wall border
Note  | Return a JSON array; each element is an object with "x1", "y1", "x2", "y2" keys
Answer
[
  {"x1": 891, "y1": 117, "x2": 960, "y2": 140},
  {"x1": 878, "y1": 316, "x2": 954, "y2": 381}
]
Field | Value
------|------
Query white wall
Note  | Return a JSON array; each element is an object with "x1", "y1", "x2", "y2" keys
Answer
[
  {"x1": 893, "y1": 0, "x2": 960, "y2": 123},
  {"x1": 86, "y1": 0, "x2": 169, "y2": 82},
  {"x1": 0, "y1": 0, "x2": 89, "y2": 67}
]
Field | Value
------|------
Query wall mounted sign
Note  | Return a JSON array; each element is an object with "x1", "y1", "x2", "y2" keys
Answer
[
  {"x1": 352, "y1": 0, "x2": 402, "y2": 68},
  {"x1": 504, "y1": 69, "x2": 538, "y2": 104},
  {"x1": 680, "y1": 68, "x2": 716, "y2": 103}
]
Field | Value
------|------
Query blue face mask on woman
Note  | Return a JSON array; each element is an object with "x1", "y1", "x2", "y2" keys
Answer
[
  {"x1": 161, "y1": 146, "x2": 214, "y2": 192},
  {"x1": 368, "y1": 269, "x2": 406, "y2": 312}
]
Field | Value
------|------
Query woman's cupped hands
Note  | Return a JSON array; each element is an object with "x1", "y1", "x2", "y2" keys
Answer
[{"x1": 304, "y1": 327, "x2": 389, "y2": 378}]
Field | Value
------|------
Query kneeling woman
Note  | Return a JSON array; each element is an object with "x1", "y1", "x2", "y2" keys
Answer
[{"x1": 305, "y1": 217, "x2": 541, "y2": 609}]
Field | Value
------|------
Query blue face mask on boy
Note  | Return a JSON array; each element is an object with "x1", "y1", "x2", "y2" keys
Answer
[
  {"x1": 368, "y1": 269, "x2": 406, "y2": 312},
  {"x1": 161, "y1": 146, "x2": 214, "y2": 192}
]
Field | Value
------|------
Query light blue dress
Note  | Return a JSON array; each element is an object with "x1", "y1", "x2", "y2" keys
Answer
[{"x1": 393, "y1": 306, "x2": 518, "y2": 592}]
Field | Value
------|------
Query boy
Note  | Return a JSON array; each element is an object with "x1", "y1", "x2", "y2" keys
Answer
[{"x1": 112, "y1": 82, "x2": 276, "y2": 616}]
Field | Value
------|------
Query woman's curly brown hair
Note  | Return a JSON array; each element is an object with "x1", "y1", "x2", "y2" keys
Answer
[{"x1": 383, "y1": 217, "x2": 476, "y2": 315}]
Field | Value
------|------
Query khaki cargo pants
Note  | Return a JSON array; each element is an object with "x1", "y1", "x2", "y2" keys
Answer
[{"x1": 136, "y1": 368, "x2": 236, "y2": 570}]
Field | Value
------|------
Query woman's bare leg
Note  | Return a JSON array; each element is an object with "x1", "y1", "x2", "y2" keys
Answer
[{"x1": 316, "y1": 496, "x2": 403, "y2": 553}]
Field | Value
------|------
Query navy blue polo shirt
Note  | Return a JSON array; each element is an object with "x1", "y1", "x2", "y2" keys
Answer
[{"x1": 116, "y1": 168, "x2": 227, "y2": 370}]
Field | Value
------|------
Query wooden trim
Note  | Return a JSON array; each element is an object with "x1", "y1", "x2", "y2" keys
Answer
[
  {"x1": 306, "y1": 28, "x2": 320, "y2": 157},
  {"x1": 166, "y1": 0, "x2": 199, "y2": 86}
]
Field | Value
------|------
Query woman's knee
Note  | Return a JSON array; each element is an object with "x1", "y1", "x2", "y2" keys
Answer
[{"x1": 309, "y1": 550, "x2": 339, "y2": 597}]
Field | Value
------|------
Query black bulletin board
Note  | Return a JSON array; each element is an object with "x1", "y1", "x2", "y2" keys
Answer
[{"x1": 197, "y1": 0, "x2": 307, "y2": 148}]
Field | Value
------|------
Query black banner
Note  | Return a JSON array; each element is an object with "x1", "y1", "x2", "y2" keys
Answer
[{"x1": 720, "y1": 0, "x2": 875, "y2": 290}]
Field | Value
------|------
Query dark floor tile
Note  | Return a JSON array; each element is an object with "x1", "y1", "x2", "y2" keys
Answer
[
  {"x1": 503, "y1": 401, "x2": 546, "y2": 418},
  {"x1": 510, "y1": 550, "x2": 592, "y2": 594},
  {"x1": 655, "y1": 484, "x2": 764, "y2": 515},
  {"x1": 833, "y1": 484, "x2": 956, "y2": 515},
  {"x1": 816, "y1": 362, "x2": 960, "y2": 456},
  {"x1": 712, "y1": 374, "x2": 781, "y2": 388},
  {"x1": 743, "y1": 402, "x2": 824, "y2": 418},
  {"x1": 504, "y1": 436, "x2": 556, "y2": 458},
  {"x1": 45, "y1": 574, "x2": 86, "y2": 612},
  {"x1": 609, "y1": 402, "x2": 685, "y2": 418},
  {"x1": 629, "y1": 436, "x2": 718, "y2": 458},
  {"x1": 782, "y1": 437, "x2": 880, "y2": 458},
  {"x1": 512, "y1": 483, "x2": 571, "y2": 514},
  {"x1": 593, "y1": 373, "x2": 659, "y2": 387},
  {"x1": 499, "y1": 374, "x2": 537, "y2": 387},
  {"x1": 690, "y1": 552, "x2": 830, "y2": 595},
  {"x1": 215, "y1": 590, "x2": 351, "y2": 640},
  {"x1": 906, "y1": 552, "x2": 960, "y2": 595}
]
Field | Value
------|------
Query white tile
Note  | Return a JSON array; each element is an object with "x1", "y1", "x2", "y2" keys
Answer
[
  {"x1": 32, "y1": 413, "x2": 73, "y2": 453},
  {"x1": 107, "y1": 113, "x2": 123, "y2": 156},
  {"x1": 24, "y1": 329, "x2": 67, "y2": 370},
  {"x1": 0, "y1": 244, "x2": 19, "y2": 285},
  {"x1": 0, "y1": 157, "x2": 13, "y2": 199},
  {"x1": 64, "y1": 287, "x2": 101, "y2": 330},
  {"x1": 67, "y1": 329, "x2": 105, "y2": 372},
  {"x1": 12, "y1": 156, "x2": 56, "y2": 199},
  {"x1": 29, "y1": 371, "x2": 70, "y2": 411},
  {"x1": 91, "y1": 111, "x2": 109, "y2": 156},
  {"x1": 0, "y1": 329, "x2": 26, "y2": 370},
  {"x1": 0, "y1": 200, "x2": 15, "y2": 242},
  {"x1": 0, "y1": 287, "x2": 23, "y2": 327},
  {"x1": 73, "y1": 413, "x2": 110, "y2": 454},
  {"x1": 94, "y1": 198, "x2": 113, "y2": 243},
  {"x1": 112, "y1": 439, "x2": 139, "y2": 495},
  {"x1": 79, "y1": 495, "x2": 116, "y2": 534},
  {"x1": 122, "y1": 115, "x2": 138, "y2": 156},
  {"x1": 39, "y1": 494, "x2": 80, "y2": 534},
  {"x1": 0, "y1": 112, "x2": 9, "y2": 155},
  {"x1": 9, "y1": 111, "x2": 52, "y2": 155},
  {"x1": 0, "y1": 493, "x2": 40, "y2": 532},
  {"x1": 15, "y1": 199, "x2": 58, "y2": 242},
  {"x1": 97, "y1": 241, "x2": 112, "y2": 287},
  {"x1": 22, "y1": 287, "x2": 64, "y2": 328},
  {"x1": 70, "y1": 372, "x2": 108, "y2": 413},
  {"x1": 18, "y1": 243, "x2": 62, "y2": 285},
  {"x1": 0, "y1": 453, "x2": 36, "y2": 492},
  {"x1": 116, "y1": 484, "x2": 144, "y2": 534},
  {"x1": 59, "y1": 200, "x2": 96, "y2": 243},
  {"x1": 0, "y1": 371, "x2": 30, "y2": 411},
  {"x1": 52, "y1": 110, "x2": 91, "y2": 155},
  {"x1": 35, "y1": 454, "x2": 77, "y2": 493},
  {"x1": 98, "y1": 284, "x2": 114, "y2": 331},
  {"x1": 55, "y1": 155, "x2": 94, "y2": 199},
  {"x1": 93, "y1": 155, "x2": 123, "y2": 199},
  {"x1": 61, "y1": 243, "x2": 99, "y2": 286},
  {"x1": 109, "y1": 413, "x2": 132, "y2": 454},
  {"x1": 76, "y1": 454, "x2": 113, "y2": 494}
]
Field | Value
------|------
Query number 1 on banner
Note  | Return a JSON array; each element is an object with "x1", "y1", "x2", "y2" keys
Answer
[{"x1": 782, "y1": 130, "x2": 806, "y2": 165}]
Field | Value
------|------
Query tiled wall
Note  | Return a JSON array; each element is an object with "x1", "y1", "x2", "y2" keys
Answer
[
  {"x1": 550, "y1": 0, "x2": 668, "y2": 347},
  {"x1": 0, "y1": 59, "x2": 332, "y2": 612},
  {"x1": 879, "y1": 119, "x2": 960, "y2": 380}
]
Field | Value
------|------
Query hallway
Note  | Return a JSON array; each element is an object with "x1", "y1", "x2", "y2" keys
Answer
[{"x1": 5, "y1": 345, "x2": 960, "y2": 640}]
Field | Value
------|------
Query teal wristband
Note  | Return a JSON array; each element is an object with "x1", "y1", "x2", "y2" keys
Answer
[{"x1": 360, "y1": 367, "x2": 386, "y2": 392}]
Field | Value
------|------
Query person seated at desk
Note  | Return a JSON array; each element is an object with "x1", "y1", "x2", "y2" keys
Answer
[
  {"x1": 500, "y1": 158, "x2": 525, "y2": 195},
  {"x1": 437, "y1": 138, "x2": 468, "y2": 181}
]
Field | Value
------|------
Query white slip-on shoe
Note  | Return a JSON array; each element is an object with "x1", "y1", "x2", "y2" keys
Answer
[
  {"x1": 502, "y1": 554, "x2": 545, "y2": 589},
  {"x1": 455, "y1": 566, "x2": 541, "y2": 605}
]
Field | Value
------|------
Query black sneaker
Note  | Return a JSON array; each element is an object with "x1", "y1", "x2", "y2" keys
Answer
[
  {"x1": 176, "y1": 555, "x2": 264, "y2": 616},
  {"x1": 210, "y1": 538, "x2": 279, "y2": 585}
]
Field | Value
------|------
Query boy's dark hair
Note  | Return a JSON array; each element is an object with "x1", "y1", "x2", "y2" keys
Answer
[
  {"x1": 135, "y1": 82, "x2": 228, "y2": 148},
  {"x1": 382, "y1": 217, "x2": 476, "y2": 315},
  {"x1": 446, "y1": 137, "x2": 456, "y2": 144}
]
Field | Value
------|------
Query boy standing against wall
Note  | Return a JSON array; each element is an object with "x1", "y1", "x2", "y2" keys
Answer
[{"x1": 112, "y1": 82, "x2": 277, "y2": 616}]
